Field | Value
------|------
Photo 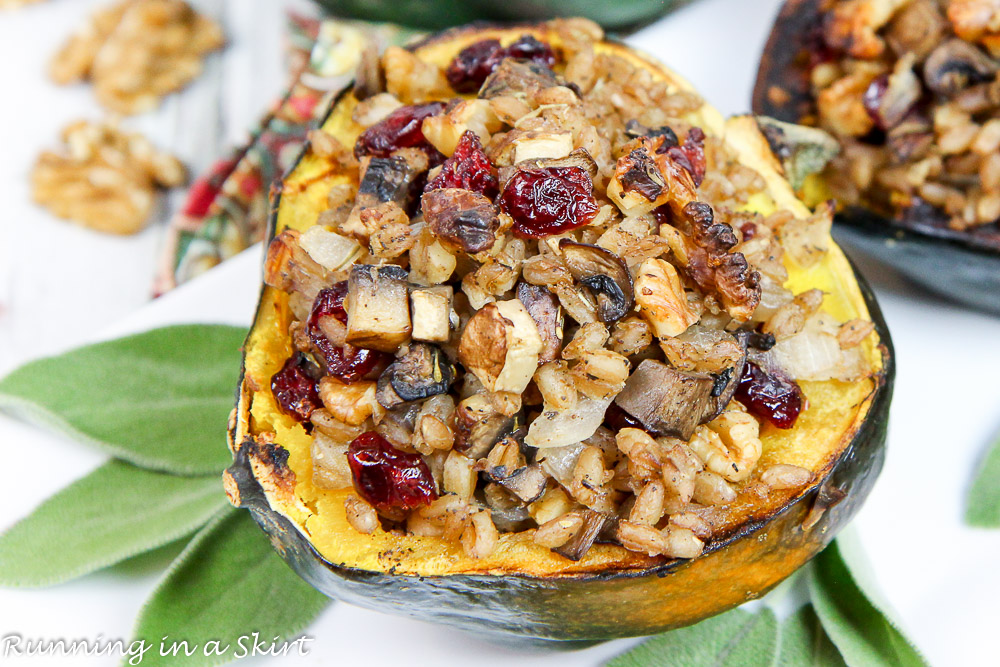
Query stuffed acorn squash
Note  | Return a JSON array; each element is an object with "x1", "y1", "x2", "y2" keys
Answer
[
  {"x1": 225, "y1": 19, "x2": 893, "y2": 641},
  {"x1": 754, "y1": 0, "x2": 1000, "y2": 314}
]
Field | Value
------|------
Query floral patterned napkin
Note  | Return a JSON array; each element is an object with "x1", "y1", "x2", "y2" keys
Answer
[{"x1": 154, "y1": 14, "x2": 419, "y2": 295}]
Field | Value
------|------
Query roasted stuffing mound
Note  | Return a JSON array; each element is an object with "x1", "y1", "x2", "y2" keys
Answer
[
  {"x1": 264, "y1": 19, "x2": 874, "y2": 562},
  {"x1": 803, "y1": 0, "x2": 1000, "y2": 234}
]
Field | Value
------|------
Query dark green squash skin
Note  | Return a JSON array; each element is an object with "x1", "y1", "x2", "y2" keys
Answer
[
  {"x1": 752, "y1": 0, "x2": 1000, "y2": 316},
  {"x1": 225, "y1": 24, "x2": 895, "y2": 641}
]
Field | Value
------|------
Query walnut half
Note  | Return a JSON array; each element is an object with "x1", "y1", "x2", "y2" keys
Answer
[{"x1": 31, "y1": 119, "x2": 185, "y2": 234}]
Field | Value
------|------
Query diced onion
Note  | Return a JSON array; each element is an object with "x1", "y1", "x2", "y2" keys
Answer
[
  {"x1": 525, "y1": 395, "x2": 613, "y2": 448},
  {"x1": 300, "y1": 226, "x2": 361, "y2": 272}
]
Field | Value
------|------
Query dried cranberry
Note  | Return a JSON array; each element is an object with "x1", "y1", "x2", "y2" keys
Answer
[
  {"x1": 347, "y1": 431, "x2": 438, "y2": 520},
  {"x1": 425, "y1": 130, "x2": 498, "y2": 198},
  {"x1": 503, "y1": 35, "x2": 556, "y2": 69},
  {"x1": 664, "y1": 127, "x2": 707, "y2": 187},
  {"x1": 740, "y1": 222, "x2": 757, "y2": 241},
  {"x1": 652, "y1": 204, "x2": 673, "y2": 227},
  {"x1": 862, "y1": 74, "x2": 889, "y2": 131},
  {"x1": 734, "y1": 362, "x2": 803, "y2": 429},
  {"x1": 446, "y1": 35, "x2": 557, "y2": 92},
  {"x1": 354, "y1": 102, "x2": 446, "y2": 161},
  {"x1": 270, "y1": 353, "x2": 322, "y2": 423},
  {"x1": 308, "y1": 284, "x2": 389, "y2": 383},
  {"x1": 500, "y1": 166, "x2": 599, "y2": 238},
  {"x1": 446, "y1": 39, "x2": 504, "y2": 92},
  {"x1": 604, "y1": 403, "x2": 646, "y2": 432}
]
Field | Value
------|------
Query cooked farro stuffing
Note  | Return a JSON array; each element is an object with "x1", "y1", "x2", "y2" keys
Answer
[
  {"x1": 263, "y1": 19, "x2": 873, "y2": 563},
  {"x1": 802, "y1": 0, "x2": 1000, "y2": 234}
]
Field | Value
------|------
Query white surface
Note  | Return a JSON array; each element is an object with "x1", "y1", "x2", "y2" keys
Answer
[{"x1": 2, "y1": 0, "x2": 1000, "y2": 665}]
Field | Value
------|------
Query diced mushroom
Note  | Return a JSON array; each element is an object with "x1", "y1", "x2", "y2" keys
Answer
[
  {"x1": 376, "y1": 342, "x2": 455, "y2": 409},
  {"x1": 874, "y1": 53, "x2": 923, "y2": 130},
  {"x1": 346, "y1": 264, "x2": 412, "y2": 352},
  {"x1": 410, "y1": 285, "x2": 454, "y2": 343},
  {"x1": 515, "y1": 282, "x2": 563, "y2": 363},
  {"x1": 553, "y1": 509, "x2": 612, "y2": 561},
  {"x1": 458, "y1": 299, "x2": 543, "y2": 394},
  {"x1": 885, "y1": 0, "x2": 948, "y2": 60},
  {"x1": 886, "y1": 112, "x2": 934, "y2": 162},
  {"x1": 923, "y1": 39, "x2": 998, "y2": 97},
  {"x1": 484, "y1": 483, "x2": 532, "y2": 532},
  {"x1": 479, "y1": 59, "x2": 560, "y2": 99},
  {"x1": 613, "y1": 359, "x2": 715, "y2": 440},
  {"x1": 357, "y1": 156, "x2": 419, "y2": 208},
  {"x1": 559, "y1": 240, "x2": 634, "y2": 324},
  {"x1": 489, "y1": 463, "x2": 548, "y2": 503},
  {"x1": 421, "y1": 188, "x2": 500, "y2": 254},
  {"x1": 453, "y1": 393, "x2": 524, "y2": 459},
  {"x1": 353, "y1": 40, "x2": 385, "y2": 101}
]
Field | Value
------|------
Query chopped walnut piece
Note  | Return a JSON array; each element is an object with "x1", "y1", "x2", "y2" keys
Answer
[
  {"x1": 673, "y1": 202, "x2": 761, "y2": 322},
  {"x1": 51, "y1": 0, "x2": 224, "y2": 114},
  {"x1": 31, "y1": 119, "x2": 185, "y2": 234},
  {"x1": 823, "y1": 0, "x2": 911, "y2": 59},
  {"x1": 383, "y1": 46, "x2": 451, "y2": 104},
  {"x1": 634, "y1": 258, "x2": 700, "y2": 338}
]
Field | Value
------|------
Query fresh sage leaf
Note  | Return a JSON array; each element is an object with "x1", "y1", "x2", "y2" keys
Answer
[
  {"x1": 131, "y1": 508, "x2": 331, "y2": 667},
  {"x1": 966, "y1": 430, "x2": 1000, "y2": 527},
  {"x1": 605, "y1": 607, "x2": 778, "y2": 667},
  {"x1": 777, "y1": 604, "x2": 846, "y2": 667},
  {"x1": 809, "y1": 540, "x2": 927, "y2": 667},
  {"x1": 0, "y1": 325, "x2": 246, "y2": 475},
  {"x1": 0, "y1": 461, "x2": 224, "y2": 587}
]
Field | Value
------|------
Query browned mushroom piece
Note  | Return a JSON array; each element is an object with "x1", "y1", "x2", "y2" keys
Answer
[
  {"x1": 874, "y1": 56, "x2": 923, "y2": 129},
  {"x1": 346, "y1": 264, "x2": 412, "y2": 352},
  {"x1": 478, "y1": 58, "x2": 561, "y2": 99},
  {"x1": 923, "y1": 38, "x2": 998, "y2": 96},
  {"x1": 421, "y1": 187, "x2": 500, "y2": 253},
  {"x1": 885, "y1": 0, "x2": 948, "y2": 60},
  {"x1": 376, "y1": 342, "x2": 456, "y2": 409},
  {"x1": 613, "y1": 359, "x2": 715, "y2": 440},
  {"x1": 353, "y1": 40, "x2": 385, "y2": 101},
  {"x1": 553, "y1": 509, "x2": 613, "y2": 561},
  {"x1": 489, "y1": 463, "x2": 548, "y2": 503},
  {"x1": 453, "y1": 394, "x2": 525, "y2": 459},
  {"x1": 357, "y1": 156, "x2": 421, "y2": 210},
  {"x1": 559, "y1": 240, "x2": 634, "y2": 324},
  {"x1": 886, "y1": 112, "x2": 934, "y2": 162},
  {"x1": 516, "y1": 282, "x2": 563, "y2": 363}
]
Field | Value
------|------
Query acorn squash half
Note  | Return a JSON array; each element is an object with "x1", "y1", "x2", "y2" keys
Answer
[
  {"x1": 753, "y1": 0, "x2": 1000, "y2": 315},
  {"x1": 225, "y1": 22, "x2": 893, "y2": 641}
]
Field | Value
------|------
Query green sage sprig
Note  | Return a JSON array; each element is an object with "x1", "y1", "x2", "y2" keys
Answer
[{"x1": 0, "y1": 325, "x2": 330, "y2": 666}]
